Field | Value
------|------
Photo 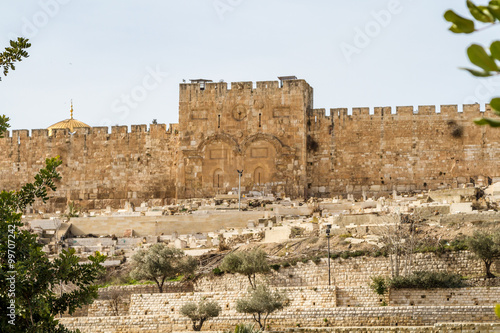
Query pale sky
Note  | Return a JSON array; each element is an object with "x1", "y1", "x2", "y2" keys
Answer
[{"x1": 1, "y1": 0, "x2": 499, "y2": 131}]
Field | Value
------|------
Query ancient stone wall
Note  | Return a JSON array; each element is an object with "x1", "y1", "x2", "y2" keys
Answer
[
  {"x1": 3, "y1": 79, "x2": 500, "y2": 207},
  {"x1": 308, "y1": 104, "x2": 500, "y2": 198},
  {"x1": 0, "y1": 124, "x2": 178, "y2": 211}
]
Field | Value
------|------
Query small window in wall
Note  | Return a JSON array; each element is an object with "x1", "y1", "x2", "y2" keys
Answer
[
  {"x1": 218, "y1": 115, "x2": 221, "y2": 128},
  {"x1": 258, "y1": 113, "x2": 262, "y2": 127},
  {"x1": 200, "y1": 82, "x2": 205, "y2": 90}
]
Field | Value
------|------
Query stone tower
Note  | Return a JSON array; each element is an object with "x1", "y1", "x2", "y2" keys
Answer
[{"x1": 177, "y1": 78, "x2": 313, "y2": 198}]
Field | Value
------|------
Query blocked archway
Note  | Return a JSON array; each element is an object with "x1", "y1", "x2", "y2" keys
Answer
[
  {"x1": 213, "y1": 169, "x2": 224, "y2": 188},
  {"x1": 254, "y1": 167, "x2": 265, "y2": 185}
]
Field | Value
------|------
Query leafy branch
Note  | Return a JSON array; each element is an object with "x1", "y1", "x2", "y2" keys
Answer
[
  {"x1": 0, "y1": 37, "x2": 31, "y2": 81},
  {"x1": 445, "y1": 1, "x2": 500, "y2": 127}
]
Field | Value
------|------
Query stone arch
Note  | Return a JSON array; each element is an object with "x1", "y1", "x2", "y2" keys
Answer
[
  {"x1": 197, "y1": 133, "x2": 240, "y2": 154},
  {"x1": 240, "y1": 133, "x2": 288, "y2": 155},
  {"x1": 254, "y1": 166, "x2": 265, "y2": 185}
]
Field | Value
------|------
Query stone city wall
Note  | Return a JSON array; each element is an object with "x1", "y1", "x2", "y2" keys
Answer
[
  {"x1": 4, "y1": 79, "x2": 500, "y2": 208},
  {"x1": 0, "y1": 124, "x2": 178, "y2": 212},
  {"x1": 307, "y1": 104, "x2": 500, "y2": 198}
]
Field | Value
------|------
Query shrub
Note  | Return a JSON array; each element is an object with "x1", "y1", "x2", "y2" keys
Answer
[
  {"x1": 312, "y1": 257, "x2": 322, "y2": 265},
  {"x1": 270, "y1": 264, "x2": 280, "y2": 271},
  {"x1": 329, "y1": 252, "x2": 340, "y2": 259},
  {"x1": 231, "y1": 323, "x2": 261, "y2": 333},
  {"x1": 212, "y1": 267, "x2": 223, "y2": 276},
  {"x1": 340, "y1": 252, "x2": 350, "y2": 259},
  {"x1": 388, "y1": 271, "x2": 465, "y2": 289},
  {"x1": 369, "y1": 275, "x2": 387, "y2": 295}
]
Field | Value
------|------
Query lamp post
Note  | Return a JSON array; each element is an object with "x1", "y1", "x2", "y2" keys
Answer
[
  {"x1": 326, "y1": 224, "x2": 332, "y2": 286},
  {"x1": 237, "y1": 169, "x2": 243, "y2": 211}
]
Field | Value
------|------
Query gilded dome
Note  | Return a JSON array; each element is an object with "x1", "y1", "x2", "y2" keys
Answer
[{"x1": 47, "y1": 102, "x2": 90, "y2": 135}]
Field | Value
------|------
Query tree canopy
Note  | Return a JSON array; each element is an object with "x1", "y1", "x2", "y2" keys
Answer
[
  {"x1": 130, "y1": 244, "x2": 197, "y2": 293},
  {"x1": 0, "y1": 156, "x2": 106, "y2": 332},
  {"x1": 219, "y1": 248, "x2": 270, "y2": 289},
  {"x1": 180, "y1": 298, "x2": 221, "y2": 331},
  {"x1": 467, "y1": 230, "x2": 500, "y2": 278},
  {"x1": 236, "y1": 284, "x2": 289, "y2": 331}
]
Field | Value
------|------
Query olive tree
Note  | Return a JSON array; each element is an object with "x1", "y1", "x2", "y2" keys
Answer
[
  {"x1": 219, "y1": 248, "x2": 270, "y2": 289},
  {"x1": 467, "y1": 230, "x2": 500, "y2": 278},
  {"x1": 180, "y1": 298, "x2": 221, "y2": 331},
  {"x1": 236, "y1": 284, "x2": 289, "y2": 330},
  {"x1": 130, "y1": 244, "x2": 197, "y2": 292}
]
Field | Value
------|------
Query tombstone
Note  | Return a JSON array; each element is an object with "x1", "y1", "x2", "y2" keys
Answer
[
  {"x1": 247, "y1": 220, "x2": 255, "y2": 228},
  {"x1": 171, "y1": 231, "x2": 179, "y2": 240},
  {"x1": 174, "y1": 238, "x2": 187, "y2": 249}
]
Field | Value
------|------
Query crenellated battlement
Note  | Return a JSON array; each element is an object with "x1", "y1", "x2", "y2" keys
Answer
[
  {"x1": 329, "y1": 104, "x2": 491, "y2": 119},
  {"x1": 1, "y1": 123, "x2": 179, "y2": 140},
  {"x1": 179, "y1": 79, "x2": 309, "y2": 93}
]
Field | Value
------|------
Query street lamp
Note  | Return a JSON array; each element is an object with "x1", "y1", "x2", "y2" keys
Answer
[
  {"x1": 326, "y1": 224, "x2": 332, "y2": 286},
  {"x1": 237, "y1": 169, "x2": 243, "y2": 211}
]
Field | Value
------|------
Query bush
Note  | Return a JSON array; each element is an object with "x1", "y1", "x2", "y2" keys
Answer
[
  {"x1": 212, "y1": 267, "x2": 223, "y2": 276},
  {"x1": 369, "y1": 275, "x2": 387, "y2": 295},
  {"x1": 270, "y1": 264, "x2": 280, "y2": 271},
  {"x1": 311, "y1": 257, "x2": 322, "y2": 265},
  {"x1": 230, "y1": 323, "x2": 261, "y2": 333},
  {"x1": 388, "y1": 271, "x2": 465, "y2": 289}
]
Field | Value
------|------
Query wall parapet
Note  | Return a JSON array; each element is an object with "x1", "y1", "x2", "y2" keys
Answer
[{"x1": 330, "y1": 104, "x2": 491, "y2": 118}]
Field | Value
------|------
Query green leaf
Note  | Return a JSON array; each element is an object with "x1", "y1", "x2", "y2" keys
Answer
[
  {"x1": 467, "y1": 44, "x2": 499, "y2": 72},
  {"x1": 468, "y1": 1, "x2": 495, "y2": 22},
  {"x1": 474, "y1": 117, "x2": 500, "y2": 127},
  {"x1": 490, "y1": 41, "x2": 500, "y2": 61},
  {"x1": 488, "y1": 1, "x2": 500, "y2": 20},
  {"x1": 444, "y1": 10, "x2": 475, "y2": 33},
  {"x1": 461, "y1": 67, "x2": 494, "y2": 76},
  {"x1": 489, "y1": 97, "x2": 500, "y2": 114}
]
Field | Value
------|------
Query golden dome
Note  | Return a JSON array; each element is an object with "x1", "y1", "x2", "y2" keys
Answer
[{"x1": 48, "y1": 101, "x2": 90, "y2": 135}]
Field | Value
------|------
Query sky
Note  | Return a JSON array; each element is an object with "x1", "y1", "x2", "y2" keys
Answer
[{"x1": 1, "y1": 0, "x2": 499, "y2": 131}]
